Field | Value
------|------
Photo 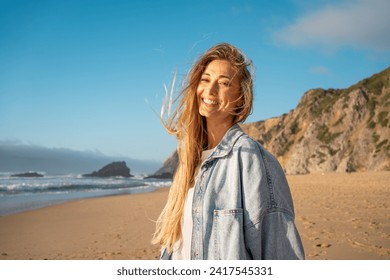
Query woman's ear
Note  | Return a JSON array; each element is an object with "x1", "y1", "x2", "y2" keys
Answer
[
  {"x1": 234, "y1": 97, "x2": 244, "y2": 115},
  {"x1": 237, "y1": 94, "x2": 244, "y2": 108}
]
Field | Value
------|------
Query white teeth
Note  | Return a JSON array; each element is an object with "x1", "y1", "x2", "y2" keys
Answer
[{"x1": 203, "y1": 98, "x2": 218, "y2": 105}]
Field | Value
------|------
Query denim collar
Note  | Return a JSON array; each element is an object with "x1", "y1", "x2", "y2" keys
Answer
[{"x1": 207, "y1": 124, "x2": 245, "y2": 160}]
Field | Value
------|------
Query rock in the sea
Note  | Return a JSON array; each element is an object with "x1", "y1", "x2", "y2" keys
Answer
[
  {"x1": 11, "y1": 172, "x2": 44, "y2": 178},
  {"x1": 83, "y1": 161, "x2": 133, "y2": 178}
]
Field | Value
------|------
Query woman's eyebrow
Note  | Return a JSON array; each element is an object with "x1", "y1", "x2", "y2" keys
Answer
[
  {"x1": 219, "y1": 74, "x2": 231, "y2": 79},
  {"x1": 202, "y1": 72, "x2": 232, "y2": 79}
]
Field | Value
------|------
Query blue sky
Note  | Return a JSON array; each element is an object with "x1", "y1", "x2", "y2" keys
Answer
[{"x1": 1, "y1": 0, "x2": 389, "y2": 162}]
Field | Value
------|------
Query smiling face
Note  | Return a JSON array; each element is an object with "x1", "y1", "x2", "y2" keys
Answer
[{"x1": 196, "y1": 59, "x2": 242, "y2": 126}]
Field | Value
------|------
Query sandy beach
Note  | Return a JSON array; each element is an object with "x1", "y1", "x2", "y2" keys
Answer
[{"x1": 0, "y1": 171, "x2": 389, "y2": 260}]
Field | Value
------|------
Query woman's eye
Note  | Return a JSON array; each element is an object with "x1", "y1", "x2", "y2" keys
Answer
[{"x1": 219, "y1": 81, "x2": 230, "y2": 87}]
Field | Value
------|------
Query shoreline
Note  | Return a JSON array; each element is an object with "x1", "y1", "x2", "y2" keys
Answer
[
  {"x1": 0, "y1": 174, "x2": 172, "y2": 216},
  {"x1": 0, "y1": 185, "x2": 161, "y2": 216},
  {"x1": 0, "y1": 171, "x2": 389, "y2": 260}
]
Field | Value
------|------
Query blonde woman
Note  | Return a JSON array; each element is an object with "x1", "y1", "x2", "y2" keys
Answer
[{"x1": 153, "y1": 43, "x2": 304, "y2": 260}]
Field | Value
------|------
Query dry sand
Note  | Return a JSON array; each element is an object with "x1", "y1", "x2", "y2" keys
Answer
[
  {"x1": 0, "y1": 171, "x2": 389, "y2": 260},
  {"x1": 290, "y1": 171, "x2": 389, "y2": 260}
]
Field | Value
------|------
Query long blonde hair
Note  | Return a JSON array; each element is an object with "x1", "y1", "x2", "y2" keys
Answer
[{"x1": 152, "y1": 42, "x2": 254, "y2": 253}]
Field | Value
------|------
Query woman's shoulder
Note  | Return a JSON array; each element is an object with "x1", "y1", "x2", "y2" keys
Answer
[
  {"x1": 222, "y1": 125, "x2": 279, "y2": 164},
  {"x1": 234, "y1": 130, "x2": 262, "y2": 151},
  {"x1": 234, "y1": 131, "x2": 281, "y2": 165}
]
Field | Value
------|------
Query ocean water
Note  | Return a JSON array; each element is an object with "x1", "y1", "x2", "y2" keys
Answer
[{"x1": 0, "y1": 173, "x2": 171, "y2": 216}]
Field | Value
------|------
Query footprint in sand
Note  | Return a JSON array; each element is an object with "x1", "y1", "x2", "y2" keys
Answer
[
  {"x1": 303, "y1": 220, "x2": 316, "y2": 226},
  {"x1": 106, "y1": 251, "x2": 123, "y2": 257},
  {"x1": 369, "y1": 221, "x2": 380, "y2": 229},
  {"x1": 300, "y1": 216, "x2": 316, "y2": 228},
  {"x1": 316, "y1": 243, "x2": 332, "y2": 248},
  {"x1": 307, "y1": 253, "x2": 319, "y2": 257}
]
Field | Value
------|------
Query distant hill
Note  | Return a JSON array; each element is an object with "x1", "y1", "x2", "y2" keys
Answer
[
  {"x1": 151, "y1": 67, "x2": 390, "y2": 176},
  {"x1": 0, "y1": 143, "x2": 160, "y2": 175}
]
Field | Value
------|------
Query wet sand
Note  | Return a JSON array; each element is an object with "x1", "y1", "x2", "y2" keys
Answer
[{"x1": 0, "y1": 172, "x2": 389, "y2": 260}]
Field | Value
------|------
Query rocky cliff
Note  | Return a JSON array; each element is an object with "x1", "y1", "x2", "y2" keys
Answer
[
  {"x1": 242, "y1": 67, "x2": 390, "y2": 174},
  {"x1": 152, "y1": 67, "x2": 390, "y2": 176},
  {"x1": 145, "y1": 151, "x2": 178, "y2": 179}
]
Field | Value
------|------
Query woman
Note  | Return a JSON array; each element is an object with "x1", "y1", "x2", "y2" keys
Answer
[{"x1": 152, "y1": 42, "x2": 304, "y2": 260}]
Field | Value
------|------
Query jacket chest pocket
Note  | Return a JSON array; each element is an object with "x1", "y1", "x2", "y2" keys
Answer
[{"x1": 212, "y1": 208, "x2": 246, "y2": 259}]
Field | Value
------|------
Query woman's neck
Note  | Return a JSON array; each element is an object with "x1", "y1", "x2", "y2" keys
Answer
[{"x1": 206, "y1": 119, "x2": 234, "y2": 149}]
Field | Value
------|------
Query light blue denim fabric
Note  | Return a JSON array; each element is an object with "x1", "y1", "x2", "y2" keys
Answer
[{"x1": 161, "y1": 124, "x2": 305, "y2": 260}]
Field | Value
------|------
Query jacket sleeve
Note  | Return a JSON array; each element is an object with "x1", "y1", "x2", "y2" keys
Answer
[{"x1": 238, "y1": 137, "x2": 305, "y2": 260}]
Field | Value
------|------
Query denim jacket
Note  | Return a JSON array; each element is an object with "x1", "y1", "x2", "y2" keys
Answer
[{"x1": 161, "y1": 124, "x2": 305, "y2": 260}]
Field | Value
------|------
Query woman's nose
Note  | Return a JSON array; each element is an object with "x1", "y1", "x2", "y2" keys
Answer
[{"x1": 206, "y1": 81, "x2": 218, "y2": 95}]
